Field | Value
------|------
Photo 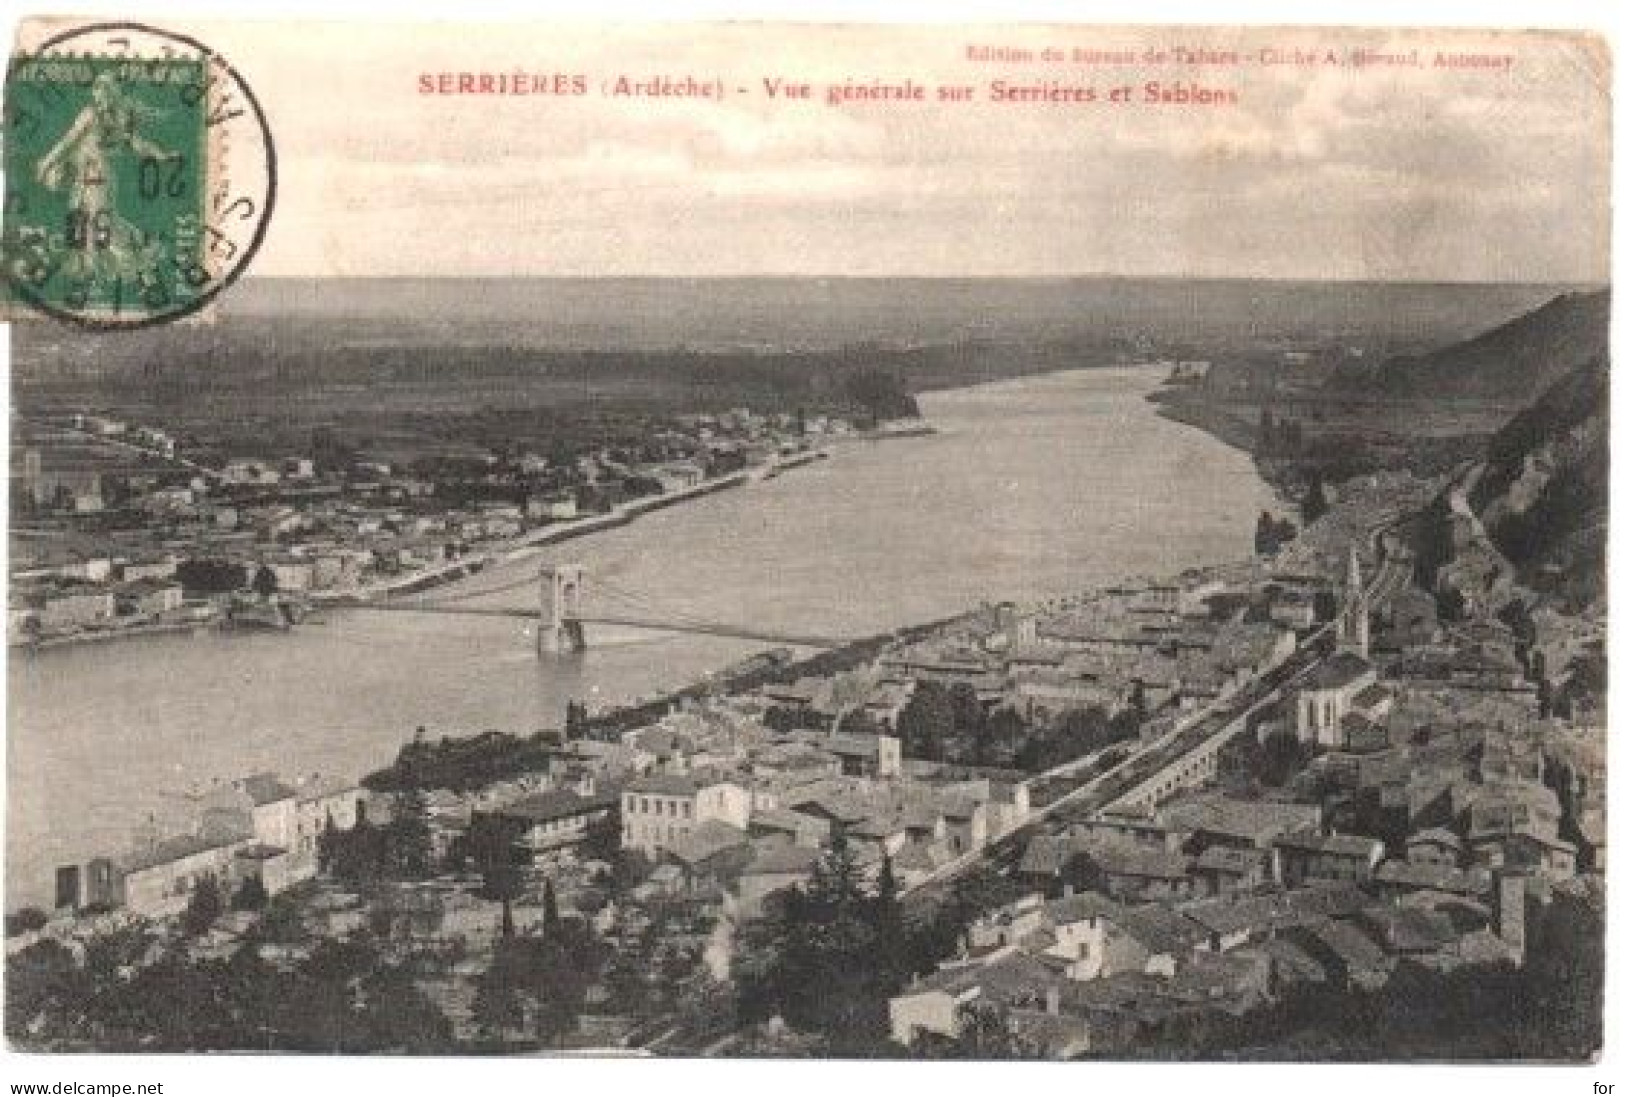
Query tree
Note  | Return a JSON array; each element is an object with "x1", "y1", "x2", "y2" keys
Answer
[
  {"x1": 896, "y1": 681, "x2": 955, "y2": 761},
  {"x1": 541, "y1": 878, "x2": 562, "y2": 938},
  {"x1": 1128, "y1": 679, "x2": 1149, "y2": 721},
  {"x1": 1523, "y1": 879, "x2": 1605, "y2": 1059},
  {"x1": 252, "y1": 894, "x2": 307, "y2": 944},
  {"x1": 473, "y1": 924, "x2": 600, "y2": 1047},
  {"x1": 871, "y1": 852, "x2": 907, "y2": 995},
  {"x1": 948, "y1": 1000, "x2": 1034, "y2": 1059},
  {"x1": 837, "y1": 706, "x2": 884, "y2": 738},
  {"x1": 1255, "y1": 510, "x2": 1278, "y2": 556},
  {"x1": 5, "y1": 939, "x2": 86, "y2": 1043},
  {"x1": 468, "y1": 814, "x2": 523, "y2": 937},
  {"x1": 603, "y1": 950, "x2": 649, "y2": 1015},
  {"x1": 386, "y1": 787, "x2": 434, "y2": 879},
  {"x1": 527, "y1": 934, "x2": 591, "y2": 1046},
  {"x1": 843, "y1": 367, "x2": 920, "y2": 421},
  {"x1": 5, "y1": 906, "x2": 49, "y2": 937},
  {"x1": 1254, "y1": 511, "x2": 1298, "y2": 557},
  {"x1": 947, "y1": 682, "x2": 986, "y2": 761},
  {"x1": 181, "y1": 876, "x2": 224, "y2": 936},
  {"x1": 1016, "y1": 703, "x2": 1130, "y2": 771},
  {"x1": 9, "y1": 920, "x2": 458, "y2": 1053},
  {"x1": 252, "y1": 565, "x2": 280, "y2": 599},
  {"x1": 1257, "y1": 408, "x2": 1277, "y2": 453},
  {"x1": 982, "y1": 706, "x2": 1028, "y2": 768},
  {"x1": 1498, "y1": 598, "x2": 1538, "y2": 646},
  {"x1": 1302, "y1": 472, "x2": 1330, "y2": 525},
  {"x1": 563, "y1": 700, "x2": 588, "y2": 740},
  {"x1": 1061, "y1": 851, "x2": 1107, "y2": 896},
  {"x1": 359, "y1": 963, "x2": 454, "y2": 1052},
  {"x1": 669, "y1": 969, "x2": 735, "y2": 1043},
  {"x1": 578, "y1": 809, "x2": 621, "y2": 864},
  {"x1": 175, "y1": 558, "x2": 249, "y2": 596},
  {"x1": 806, "y1": 827, "x2": 864, "y2": 913},
  {"x1": 287, "y1": 939, "x2": 385, "y2": 1052},
  {"x1": 733, "y1": 829, "x2": 895, "y2": 1048},
  {"x1": 652, "y1": 942, "x2": 701, "y2": 1012},
  {"x1": 231, "y1": 874, "x2": 270, "y2": 912},
  {"x1": 472, "y1": 940, "x2": 529, "y2": 1042},
  {"x1": 320, "y1": 816, "x2": 390, "y2": 884},
  {"x1": 1251, "y1": 728, "x2": 1310, "y2": 787}
]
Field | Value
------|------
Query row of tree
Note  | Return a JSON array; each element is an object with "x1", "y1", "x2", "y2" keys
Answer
[
  {"x1": 891, "y1": 680, "x2": 1143, "y2": 772},
  {"x1": 7, "y1": 929, "x2": 453, "y2": 1052},
  {"x1": 470, "y1": 885, "x2": 601, "y2": 1045},
  {"x1": 318, "y1": 789, "x2": 434, "y2": 882},
  {"x1": 173, "y1": 558, "x2": 281, "y2": 598}
]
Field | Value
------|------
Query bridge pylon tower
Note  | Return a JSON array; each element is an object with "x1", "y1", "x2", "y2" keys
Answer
[{"x1": 538, "y1": 564, "x2": 587, "y2": 655}]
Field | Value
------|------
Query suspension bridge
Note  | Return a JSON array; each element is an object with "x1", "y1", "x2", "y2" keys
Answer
[{"x1": 342, "y1": 563, "x2": 850, "y2": 653}]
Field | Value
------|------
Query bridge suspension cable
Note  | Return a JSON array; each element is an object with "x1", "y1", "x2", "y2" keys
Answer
[{"x1": 370, "y1": 561, "x2": 845, "y2": 647}]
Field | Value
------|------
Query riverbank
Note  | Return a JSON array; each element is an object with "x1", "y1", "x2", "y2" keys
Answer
[
  {"x1": 322, "y1": 435, "x2": 936, "y2": 607},
  {"x1": 1148, "y1": 386, "x2": 1256, "y2": 453},
  {"x1": 1147, "y1": 384, "x2": 1307, "y2": 502},
  {"x1": 19, "y1": 616, "x2": 217, "y2": 652},
  {"x1": 316, "y1": 452, "x2": 844, "y2": 608}
]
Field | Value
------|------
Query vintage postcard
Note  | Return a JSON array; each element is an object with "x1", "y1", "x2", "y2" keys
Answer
[{"x1": 0, "y1": 15, "x2": 1610, "y2": 1066}]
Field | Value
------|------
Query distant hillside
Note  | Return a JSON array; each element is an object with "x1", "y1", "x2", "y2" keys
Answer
[
  {"x1": 1468, "y1": 354, "x2": 1608, "y2": 604},
  {"x1": 1330, "y1": 290, "x2": 1609, "y2": 403}
]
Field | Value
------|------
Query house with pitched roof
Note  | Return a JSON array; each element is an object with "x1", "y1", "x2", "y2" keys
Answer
[
  {"x1": 1405, "y1": 827, "x2": 1464, "y2": 867},
  {"x1": 1076, "y1": 844, "x2": 1196, "y2": 903},
  {"x1": 1469, "y1": 826, "x2": 1578, "y2": 879},
  {"x1": 1372, "y1": 858, "x2": 1492, "y2": 902},
  {"x1": 666, "y1": 821, "x2": 752, "y2": 886},
  {"x1": 730, "y1": 843, "x2": 822, "y2": 920},
  {"x1": 194, "y1": 774, "x2": 297, "y2": 854},
  {"x1": 888, "y1": 949, "x2": 1065, "y2": 1046},
  {"x1": 1272, "y1": 832, "x2": 1385, "y2": 887},
  {"x1": 119, "y1": 832, "x2": 254, "y2": 917},
  {"x1": 746, "y1": 806, "x2": 831, "y2": 849},
  {"x1": 1160, "y1": 794, "x2": 1324, "y2": 858},
  {"x1": 482, "y1": 787, "x2": 618, "y2": 854},
  {"x1": 1285, "y1": 919, "x2": 1391, "y2": 991},
  {"x1": 1192, "y1": 845, "x2": 1268, "y2": 895},
  {"x1": 1017, "y1": 834, "x2": 1091, "y2": 888}
]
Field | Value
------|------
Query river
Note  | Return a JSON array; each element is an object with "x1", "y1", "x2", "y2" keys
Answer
[{"x1": 6, "y1": 367, "x2": 1277, "y2": 909}]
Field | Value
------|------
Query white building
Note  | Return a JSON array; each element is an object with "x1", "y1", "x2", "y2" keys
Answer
[{"x1": 621, "y1": 775, "x2": 751, "y2": 856}]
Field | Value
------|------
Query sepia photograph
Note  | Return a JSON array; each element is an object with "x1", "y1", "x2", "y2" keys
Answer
[{"x1": 0, "y1": 7, "x2": 1612, "y2": 1077}]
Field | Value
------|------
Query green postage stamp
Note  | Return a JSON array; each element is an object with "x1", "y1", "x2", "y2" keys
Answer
[{"x1": 2, "y1": 22, "x2": 275, "y2": 328}]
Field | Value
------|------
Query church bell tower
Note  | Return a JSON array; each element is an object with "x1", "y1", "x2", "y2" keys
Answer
[{"x1": 1338, "y1": 545, "x2": 1370, "y2": 658}]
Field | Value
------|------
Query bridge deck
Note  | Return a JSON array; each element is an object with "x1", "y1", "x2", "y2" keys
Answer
[{"x1": 333, "y1": 602, "x2": 846, "y2": 648}]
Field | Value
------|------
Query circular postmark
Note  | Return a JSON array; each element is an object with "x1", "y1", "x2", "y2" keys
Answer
[{"x1": 3, "y1": 21, "x2": 276, "y2": 329}]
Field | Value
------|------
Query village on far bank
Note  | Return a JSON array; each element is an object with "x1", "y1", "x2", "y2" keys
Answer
[
  {"x1": 6, "y1": 460, "x2": 1606, "y2": 1058},
  {"x1": 7, "y1": 400, "x2": 885, "y2": 649}
]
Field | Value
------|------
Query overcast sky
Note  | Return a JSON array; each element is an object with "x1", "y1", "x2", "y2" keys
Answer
[{"x1": 81, "y1": 21, "x2": 1612, "y2": 281}]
